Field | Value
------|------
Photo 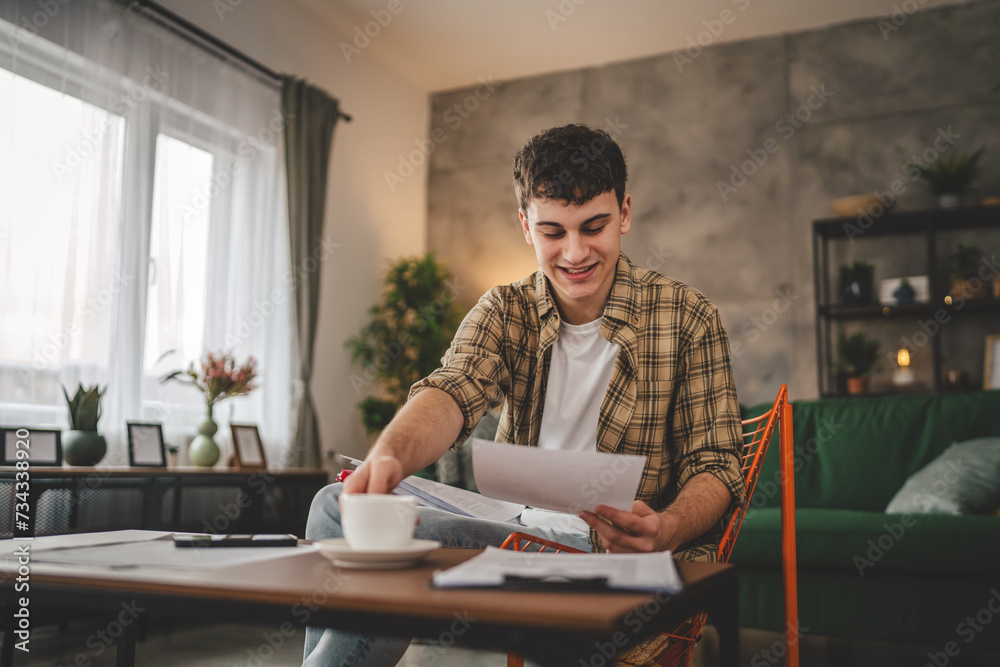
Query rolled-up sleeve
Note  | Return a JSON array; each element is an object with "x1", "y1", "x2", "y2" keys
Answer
[
  {"x1": 409, "y1": 289, "x2": 511, "y2": 448},
  {"x1": 672, "y1": 309, "x2": 745, "y2": 513}
]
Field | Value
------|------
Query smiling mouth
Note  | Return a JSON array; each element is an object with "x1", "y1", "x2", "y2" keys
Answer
[{"x1": 560, "y1": 263, "x2": 597, "y2": 275}]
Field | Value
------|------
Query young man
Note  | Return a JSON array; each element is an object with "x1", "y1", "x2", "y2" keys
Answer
[{"x1": 303, "y1": 124, "x2": 743, "y2": 666}]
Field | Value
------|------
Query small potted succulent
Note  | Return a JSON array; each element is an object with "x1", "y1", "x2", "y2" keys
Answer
[
  {"x1": 917, "y1": 147, "x2": 985, "y2": 209},
  {"x1": 837, "y1": 331, "x2": 881, "y2": 395},
  {"x1": 165, "y1": 443, "x2": 180, "y2": 468},
  {"x1": 62, "y1": 384, "x2": 107, "y2": 466}
]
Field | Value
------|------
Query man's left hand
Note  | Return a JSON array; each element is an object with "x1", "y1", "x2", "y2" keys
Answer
[{"x1": 579, "y1": 501, "x2": 676, "y2": 553}]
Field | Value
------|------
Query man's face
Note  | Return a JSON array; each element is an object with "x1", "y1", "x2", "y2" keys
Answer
[{"x1": 519, "y1": 190, "x2": 631, "y2": 324}]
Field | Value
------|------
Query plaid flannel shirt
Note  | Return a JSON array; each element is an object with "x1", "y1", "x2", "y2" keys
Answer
[{"x1": 410, "y1": 252, "x2": 745, "y2": 560}]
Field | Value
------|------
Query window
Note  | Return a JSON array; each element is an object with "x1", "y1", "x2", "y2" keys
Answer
[{"x1": 0, "y1": 5, "x2": 293, "y2": 462}]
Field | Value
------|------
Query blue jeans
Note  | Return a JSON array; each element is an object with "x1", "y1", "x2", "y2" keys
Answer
[{"x1": 302, "y1": 483, "x2": 593, "y2": 667}]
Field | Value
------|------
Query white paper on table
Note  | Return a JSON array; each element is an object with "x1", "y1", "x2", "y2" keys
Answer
[
  {"x1": 26, "y1": 535, "x2": 315, "y2": 570},
  {"x1": 471, "y1": 439, "x2": 646, "y2": 514},
  {"x1": 432, "y1": 546, "x2": 682, "y2": 593}
]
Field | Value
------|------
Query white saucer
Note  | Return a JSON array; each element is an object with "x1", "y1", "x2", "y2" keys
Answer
[{"x1": 315, "y1": 538, "x2": 440, "y2": 569}]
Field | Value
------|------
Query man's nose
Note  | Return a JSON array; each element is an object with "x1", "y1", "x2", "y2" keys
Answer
[{"x1": 563, "y1": 233, "x2": 589, "y2": 264}]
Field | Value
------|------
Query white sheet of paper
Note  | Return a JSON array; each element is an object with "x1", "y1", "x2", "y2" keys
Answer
[
  {"x1": 432, "y1": 546, "x2": 682, "y2": 593},
  {"x1": 471, "y1": 439, "x2": 646, "y2": 514}
]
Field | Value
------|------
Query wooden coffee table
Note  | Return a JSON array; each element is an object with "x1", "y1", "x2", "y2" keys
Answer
[{"x1": 0, "y1": 531, "x2": 738, "y2": 666}]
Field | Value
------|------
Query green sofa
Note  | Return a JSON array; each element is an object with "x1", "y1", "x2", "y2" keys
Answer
[{"x1": 733, "y1": 391, "x2": 1000, "y2": 652}]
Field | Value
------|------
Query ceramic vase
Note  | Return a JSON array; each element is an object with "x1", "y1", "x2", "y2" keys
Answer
[
  {"x1": 62, "y1": 430, "x2": 107, "y2": 466},
  {"x1": 188, "y1": 403, "x2": 220, "y2": 467}
]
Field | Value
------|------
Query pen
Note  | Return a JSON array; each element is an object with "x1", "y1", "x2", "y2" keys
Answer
[{"x1": 335, "y1": 468, "x2": 354, "y2": 482}]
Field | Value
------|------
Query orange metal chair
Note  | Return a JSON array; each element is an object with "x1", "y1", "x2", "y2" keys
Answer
[{"x1": 501, "y1": 384, "x2": 799, "y2": 667}]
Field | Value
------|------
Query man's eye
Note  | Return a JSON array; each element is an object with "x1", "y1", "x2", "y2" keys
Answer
[
  {"x1": 582, "y1": 225, "x2": 607, "y2": 235},
  {"x1": 543, "y1": 232, "x2": 565, "y2": 239}
]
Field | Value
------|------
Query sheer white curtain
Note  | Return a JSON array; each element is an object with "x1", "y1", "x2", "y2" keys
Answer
[{"x1": 0, "y1": 0, "x2": 293, "y2": 465}]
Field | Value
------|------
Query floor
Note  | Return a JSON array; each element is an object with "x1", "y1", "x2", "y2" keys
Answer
[{"x1": 13, "y1": 617, "x2": 1000, "y2": 666}]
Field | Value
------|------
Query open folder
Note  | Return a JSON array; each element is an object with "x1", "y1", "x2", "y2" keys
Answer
[{"x1": 432, "y1": 547, "x2": 683, "y2": 593}]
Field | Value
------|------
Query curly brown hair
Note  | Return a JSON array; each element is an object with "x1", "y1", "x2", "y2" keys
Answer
[{"x1": 512, "y1": 124, "x2": 628, "y2": 212}]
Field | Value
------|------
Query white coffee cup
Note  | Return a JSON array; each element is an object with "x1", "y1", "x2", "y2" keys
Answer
[{"x1": 341, "y1": 493, "x2": 418, "y2": 551}]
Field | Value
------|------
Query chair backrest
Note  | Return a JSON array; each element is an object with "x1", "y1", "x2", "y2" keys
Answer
[{"x1": 718, "y1": 383, "x2": 788, "y2": 563}]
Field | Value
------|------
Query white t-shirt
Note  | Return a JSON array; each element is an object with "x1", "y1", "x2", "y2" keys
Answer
[{"x1": 519, "y1": 317, "x2": 620, "y2": 536}]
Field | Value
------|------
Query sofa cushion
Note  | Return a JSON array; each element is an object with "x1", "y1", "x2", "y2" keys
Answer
[
  {"x1": 885, "y1": 437, "x2": 1000, "y2": 514},
  {"x1": 732, "y1": 508, "x2": 1000, "y2": 576}
]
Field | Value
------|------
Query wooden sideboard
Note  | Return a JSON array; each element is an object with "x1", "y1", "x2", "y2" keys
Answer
[{"x1": 0, "y1": 467, "x2": 329, "y2": 538}]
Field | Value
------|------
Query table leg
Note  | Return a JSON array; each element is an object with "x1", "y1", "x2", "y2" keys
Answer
[
  {"x1": 706, "y1": 583, "x2": 740, "y2": 667},
  {"x1": 115, "y1": 612, "x2": 138, "y2": 667}
]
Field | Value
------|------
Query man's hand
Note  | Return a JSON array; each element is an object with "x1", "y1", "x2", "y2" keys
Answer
[
  {"x1": 342, "y1": 455, "x2": 404, "y2": 494},
  {"x1": 579, "y1": 472, "x2": 733, "y2": 554},
  {"x1": 579, "y1": 501, "x2": 676, "y2": 553}
]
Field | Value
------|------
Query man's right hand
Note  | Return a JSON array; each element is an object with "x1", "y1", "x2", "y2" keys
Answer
[{"x1": 342, "y1": 455, "x2": 405, "y2": 494}]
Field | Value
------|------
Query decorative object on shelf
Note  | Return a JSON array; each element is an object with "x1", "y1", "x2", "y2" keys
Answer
[
  {"x1": 892, "y1": 347, "x2": 916, "y2": 387},
  {"x1": 949, "y1": 241, "x2": 990, "y2": 300},
  {"x1": 61, "y1": 384, "x2": 107, "y2": 466},
  {"x1": 878, "y1": 275, "x2": 929, "y2": 305},
  {"x1": 892, "y1": 279, "x2": 916, "y2": 305},
  {"x1": 984, "y1": 335, "x2": 1000, "y2": 390},
  {"x1": 231, "y1": 423, "x2": 267, "y2": 469},
  {"x1": 837, "y1": 331, "x2": 881, "y2": 395},
  {"x1": 160, "y1": 351, "x2": 258, "y2": 468},
  {"x1": 165, "y1": 443, "x2": 180, "y2": 467},
  {"x1": 347, "y1": 253, "x2": 463, "y2": 436},
  {"x1": 838, "y1": 261, "x2": 875, "y2": 305},
  {"x1": 1, "y1": 427, "x2": 62, "y2": 466},
  {"x1": 126, "y1": 422, "x2": 166, "y2": 467},
  {"x1": 945, "y1": 369, "x2": 972, "y2": 392},
  {"x1": 829, "y1": 194, "x2": 888, "y2": 218},
  {"x1": 917, "y1": 147, "x2": 985, "y2": 209}
]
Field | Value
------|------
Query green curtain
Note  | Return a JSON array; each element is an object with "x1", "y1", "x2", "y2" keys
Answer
[{"x1": 281, "y1": 76, "x2": 341, "y2": 468}]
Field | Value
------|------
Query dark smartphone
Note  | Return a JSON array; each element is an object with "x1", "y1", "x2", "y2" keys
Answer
[{"x1": 173, "y1": 533, "x2": 298, "y2": 548}]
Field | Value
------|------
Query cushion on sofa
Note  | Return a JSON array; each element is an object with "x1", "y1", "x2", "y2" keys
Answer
[
  {"x1": 885, "y1": 437, "x2": 1000, "y2": 515},
  {"x1": 732, "y1": 507, "x2": 1000, "y2": 576}
]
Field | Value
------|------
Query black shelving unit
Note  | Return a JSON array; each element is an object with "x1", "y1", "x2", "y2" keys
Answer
[{"x1": 813, "y1": 206, "x2": 1000, "y2": 396}]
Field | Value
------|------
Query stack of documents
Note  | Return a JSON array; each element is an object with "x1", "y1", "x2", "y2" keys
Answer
[
  {"x1": 394, "y1": 475, "x2": 525, "y2": 523},
  {"x1": 432, "y1": 547, "x2": 683, "y2": 593}
]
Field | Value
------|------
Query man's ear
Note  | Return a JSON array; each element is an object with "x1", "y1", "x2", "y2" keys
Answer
[
  {"x1": 519, "y1": 209, "x2": 534, "y2": 246},
  {"x1": 619, "y1": 194, "x2": 632, "y2": 236}
]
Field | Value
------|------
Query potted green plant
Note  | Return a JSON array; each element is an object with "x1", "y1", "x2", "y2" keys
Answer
[
  {"x1": 347, "y1": 253, "x2": 464, "y2": 436},
  {"x1": 838, "y1": 261, "x2": 875, "y2": 306},
  {"x1": 62, "y1": 384, "x2": 107, "y2": 466},
  {"x1": 917, "y1": 147, "x2": 985, "y2": 209},
  {"x1": 165, "y1": 443, "x2": 180, "y2": 468},
  {"x1": 836, "y1": 331, "x2": 881, "y2": 395},
  {"x1": 949, "y1": 241, "x2": 989, "y2": 300}
]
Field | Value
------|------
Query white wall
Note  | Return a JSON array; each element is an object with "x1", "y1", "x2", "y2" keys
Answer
[{"x1": 159, "y1": 0, "x2": 430, "y2": 463}]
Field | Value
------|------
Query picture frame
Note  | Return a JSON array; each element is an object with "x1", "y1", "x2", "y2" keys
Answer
[
  {"x1": 1, "y1": 427, "x2": 62, "y2": 466},
  {"x1": 984, "y1": 335, "x2": 1000, "y2": 390},
  {"x1": 126, "y1": 422, "x2": 167, "y2": 467},
  {"x1": 230, "y1": 423, "x2": 267, "y2": 469}
]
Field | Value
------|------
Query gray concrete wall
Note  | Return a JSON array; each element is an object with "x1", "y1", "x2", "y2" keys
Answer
[{"x1": 426, "y1": 1, "x2": 1000, "y2": 406}]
